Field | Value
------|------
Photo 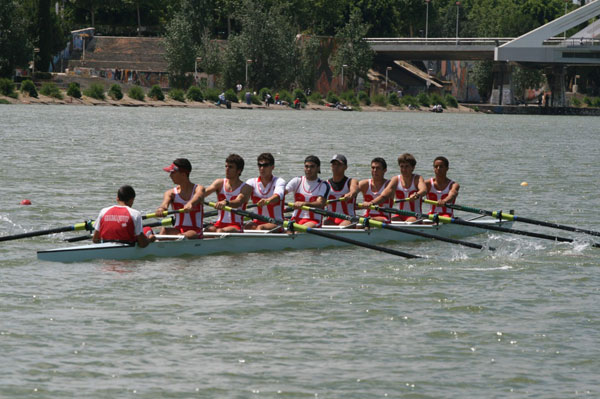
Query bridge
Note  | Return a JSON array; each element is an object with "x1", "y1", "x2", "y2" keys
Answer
[{"x1": 365, "y1": 0, "x2": 600, "y2": 106}]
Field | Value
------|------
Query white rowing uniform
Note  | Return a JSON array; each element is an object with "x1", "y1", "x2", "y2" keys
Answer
[
  {"x1": 285, "y1": 176, "x2": 330, "y2": 224},
  {"x1": 215, "y1": 179, "x2": 248, "y2": 228},
  {"x1": 363, "y1": 179, "x2": 393, "y2": 220},
  {"x1": 246, "y1": 176, "x2": 286, "y2": 220},
  {"x1": 426, "y1": 178, "x2": 456, "y2": 216}
]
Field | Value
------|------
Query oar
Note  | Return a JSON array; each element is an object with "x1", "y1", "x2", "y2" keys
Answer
[
  {"x1": 205, "y1": 201, "x2": 420, "y2": 259},
  {"x1": 424, "y1": 199, "x2": 600, "y2": 238},
  {"x1": 362, "y1": 203, "x2": 600, "y2": 248},
  {"x1": 0, "y1": 220, "x2": 94, "y2": 242},
  {"x1": 64, "y1": 217, "x2": 176, "y2": 242},
  {"x1": 291, "y1": 203, "x2": 493, "y2": 251}
]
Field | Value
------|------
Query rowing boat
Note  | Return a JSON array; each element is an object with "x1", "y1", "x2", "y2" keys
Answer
[{"x1": 37, "y1": 218, "x2": 511, "y2": 262}]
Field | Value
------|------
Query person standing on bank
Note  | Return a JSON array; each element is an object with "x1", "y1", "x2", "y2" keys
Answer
[
  {"x1": 156, "y1": 158, "x2": 205, "y2": 239},
  {"x1": 93, "y1": 185, "x2": 155, "y2": 247}
]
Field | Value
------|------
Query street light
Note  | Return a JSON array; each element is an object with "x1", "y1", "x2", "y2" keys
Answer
[
  {"x1": 194, "y1": 57, "x2": 202, "y2": 83},
  {"x1": 385, "y1": 66, "x2": 392, "y2": 94},
  {"x1": 425, "y1": 0, "x2": 431, "y2": 43},
  {"x1": 245, "y1": 59, "x2": 252, "y2": 86},
  {"x1": 32, "y1": 48, "x2": 40, "y2": 75},
  {"x1": 455, "y1": 1, "x2": 460, "y2": 44},
  {"x1": 341, "y1": 64, "x2": 348, "y2": 88}
]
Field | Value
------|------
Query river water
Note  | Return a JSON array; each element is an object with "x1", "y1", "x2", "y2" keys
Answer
[{"x1": 1, "y1": 105, "x2": 598, "y2": 398}]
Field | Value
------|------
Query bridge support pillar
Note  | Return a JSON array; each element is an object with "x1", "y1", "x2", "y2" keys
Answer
[
  {"x1": 544, "y1": 66, "x2": 567, "y2": 107},
  {"x1": 490, "y1": 62, "x2": 514, "y2": 105}
]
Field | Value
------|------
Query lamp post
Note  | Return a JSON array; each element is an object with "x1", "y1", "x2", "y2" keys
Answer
[
  {"x1": 245, "y1": 59, "x2": 252, "y2": 86},
  {"x1": 455, "y1": 1, "x2": 460, "y2": 44},
  {"x1": 385, "y1": 66, "x2": 392, "y2": 94},
  {"x1": 32, "y1": 48, "x2": 40, "y2": 75},
  {"x1": 341, "y1": 64, "x2": 348, "y2": 89},
  {"x1": 425, "y1": 0, "x2": 430, "y2": 43},
  {"x1": 194, "y1": 57, "x2": 202, "y2": 84}
]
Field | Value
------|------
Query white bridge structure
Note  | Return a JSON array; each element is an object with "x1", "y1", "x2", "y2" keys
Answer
[{"x1": 366, "y1": 0, "x2": 600, "y2": 106}]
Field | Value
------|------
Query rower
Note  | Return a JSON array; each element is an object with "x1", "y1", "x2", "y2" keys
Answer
[
  {"x1": 425, "y1": 156, "x2": 460, "y2": 217},
  {"x1": 93, "y1": 185, "x2": 155, "y2": 247},
  {"x1": 155, "y1": 158, "x2": 205, "y2": 238},
  {"x1": 285, "y1": 155, "x2": 330, "y2": 228},
  {"x1": 324, "y1": 154, "x2": 359, "y2": 226},
  {"x1": 245, "y1": 152, "x2": 286, "y2": 231},
  {"x1": 205, "y1": 153, "x2": 253, "y2": 232},
  {"x1": 358, "y1": 157, "x2": 394, "y2": 222},
  {"x1": 363, "y1": 153, "x2": 427, "y2": 222}
]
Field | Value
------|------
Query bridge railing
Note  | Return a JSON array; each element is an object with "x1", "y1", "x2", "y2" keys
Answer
[{"x1": 365, "y1": 38, "x2": 514, "y2": 46}]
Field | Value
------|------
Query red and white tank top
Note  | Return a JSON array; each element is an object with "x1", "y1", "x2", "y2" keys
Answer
[
  {"x1": 172, "y1": 185, "x2": 203, "y2": 231},
  {"x1": 427, "y1": 178, "x2": 455, "y2": 216},
  {"x1": 364, "y1": 179, "x2": 393, "y2": 219},
  {"x1": 327, "y1": 177, "x2": 356, "y2": 216},
  {"x1": 216, "y1": 179, "x2": 247, "y2": 226},
  {"x1": 95, "y1": 205, "x2": 142, "y2": 243},
  {"x1": 287, "y1": 176, "x2": 329, "y2": 222},
  {"x1": 247, "y1": 176, "x2": 286, "y2": 220},
  {"x1": 395, "y1": 174, "x2": 422, "y2": 214}
]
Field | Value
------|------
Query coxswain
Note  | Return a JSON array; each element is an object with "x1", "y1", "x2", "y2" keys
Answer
[
  {"x1": 425, "y1": 156, "x2": 460, "y2": 217},
  {"x1": 155, "y1": 158, "x2": 205, "y2": 238},
  {"x1": 358, "y1": 157, "x2": 394, "y2": 222},
  {"x1": 364, "y1": 153, "x2": 427, "y2": 223},
  {"x1": 324, "y1": 154, "x2": 359, "y2": 226},
  {"x1": 205, "y1": 153, "x2": 252, "y2": 232},
  {"x1": 245, "y1": 152, "x2": 286, "y2": 231},
  {"x1": 285, "y1": 155, "x2": 330, "y2": 228},
  {"x1": 93, "y1": 185, "x2": 155, "y2": 247}
]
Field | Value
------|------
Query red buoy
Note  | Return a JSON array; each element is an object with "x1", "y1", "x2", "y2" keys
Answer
[{"x1": 20, "y1": 199, "x2": 32, "y2": 205}]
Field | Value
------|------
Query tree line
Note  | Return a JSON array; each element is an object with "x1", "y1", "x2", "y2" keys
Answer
[{"x1": 1, "y1": 0, "x2": 598, "y2": 96}]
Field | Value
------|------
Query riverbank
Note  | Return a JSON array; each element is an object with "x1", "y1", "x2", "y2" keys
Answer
[{"x1": 0, "y1": 92, "x2": 476, "y2": 113}]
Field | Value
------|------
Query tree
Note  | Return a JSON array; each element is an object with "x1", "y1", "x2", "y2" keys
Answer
[
  {"x1": 471, "y1": 60, "x2": 494, "y2": 101},
  {"x1": 296, "y1": 36, "x2": 321, "y2": 90},
  {"x1": 163, "y1": 10, "x2": 196, "y2": 88},
  {"x1": 512, "y1": 65, "x2": 544, "y2": 101},
  {"x1": 0, "y1": 1, "x2": 32, "y2": 77},
  {"x1": 70, "y1": 0, "x2": 103, "y2": 27},
  {"x1": 332, "y1": 8, "x2": 374, "y2": 89},
  {"x1": 222, "y1": 1, "x2": 297, "y2": 89}
]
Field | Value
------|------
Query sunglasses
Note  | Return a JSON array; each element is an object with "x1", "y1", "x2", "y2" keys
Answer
[{"x1": 257, "y1": 162, "x2": 273, "y2": 167}]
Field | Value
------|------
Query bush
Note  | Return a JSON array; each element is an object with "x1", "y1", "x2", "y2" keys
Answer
[
  {"x1": 259, "y1": 87, "x2": 272, "y2": 101},
  {"x1": 128, "y1": 85, "x2": 145, "y2": 101},
  {"x1": 445, "y1": 93, "x2": 459, "y2": 108},
  {"x1": 340, "y1": 90, "x2": 358, "y2": 106},
  {"x1": 204, "y1": 88, "x2": 220, "y2": 102},
  {"x1": 148, "y1": 85, "x2": 165, "y2": 101},
  {"x1": 401, "y1": 94, "x2": 418, "y2": 107},
  {"x1": 388, "y1": 92, "x2": 400, "y2": 106},
  {"x1": 84, "y1": 83, "x2": 105, "y2": 100},
  {"x1": 372, "y1": 93, "x2": 387, "y2": 107},
  {"x1": 326, "y1": 90, "x2": 339, "y2": 104},
  {"x1": 592, "y1": 97, "x2": 600, "y2": 108},
  {"x1": 186, "y1": 86, "x2": 203, "y2": 102},
  {"x1": 66, "y1": 82, "x2": 81, "y2": 98},
  {"x1": 250, "y1": 94, "x2": 262, "y2": 105},
  {"x1": 417, "y1": 92, "x2": 430, "y2": 107},
  {"x1": 358, "y1": 91, "x2": 371, "y2": 106},
  {"x1": 293, "y1": 89, "x2": 308, "y2": 103},
  {"x1": 224, "y1": 88, "x2": 238, "y2": 103},
  {"x1": 40, "y1": 82, "x2": 63, "y2": 99},
  {"x1": 0, "y1": 78, "x2": 17, "y2": 98},
  {"x1": 169, "y1": 88, "x2": 185, "y2": 102},
  {"x1": 570, "y1": 97, "x2": 582, "y2": 107},
  {"x1": 429, "y1": 93, "x2": 446, "y2": 108},
  {"x1": 0, "y1": 98, "x2": 10, "y2": 104},
  {"x1": 308, "y1": 91, "x2": 324, "y2": 105},
  {"x1": 20, "y1": 79, "x2": 38, "y2": 98},
  {"x1": 107, "y1": 84, "x2": 123, "y2": 100},
  {"x1": 583, "y1": 96, "x2": 593, "y2": 106},
  {"x1": 278, "y1": 89, "x2": 293, "y2": 104}
]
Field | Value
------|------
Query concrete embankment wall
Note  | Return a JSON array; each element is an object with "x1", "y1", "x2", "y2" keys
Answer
[{"x1": 470, "y1": 104, "x2": 600, "y2": 116}]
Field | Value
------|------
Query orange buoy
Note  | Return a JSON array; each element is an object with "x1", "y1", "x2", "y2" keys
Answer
[{"x1": 20, "y1": 199, "x2": 32, "y2": 205}]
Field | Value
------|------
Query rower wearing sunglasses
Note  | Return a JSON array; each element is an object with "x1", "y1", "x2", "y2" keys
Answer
[{"x1": 244, "y1": 153, "x2": 287, "y2": 231}]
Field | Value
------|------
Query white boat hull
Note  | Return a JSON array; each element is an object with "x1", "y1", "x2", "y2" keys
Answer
[{"x1": 37, "y1": 220, "x2": 511, "y2": 262}]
